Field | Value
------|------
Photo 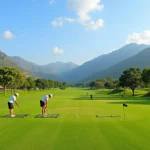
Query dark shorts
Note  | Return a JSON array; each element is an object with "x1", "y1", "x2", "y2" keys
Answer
[
  {"x1": 40, "y1": 100, "x2": 45, "y2": 107},
  {"x1": 8, "y1": 102, "x2": 14, "y2": 109}
]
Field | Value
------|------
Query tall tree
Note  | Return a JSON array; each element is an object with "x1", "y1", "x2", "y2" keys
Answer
[
  {"x1": 59, "y1": 82, "x2": 69, "y2": 90},
  {"x1": 142, "y1": 68, "x2": 150, "y2": 88},
  {"x1": 35, "y1": 78, "x2": 49, "y2": 90},
  {"x1": 104, "y1": 81, "x2": 114, "y2": 89},
  {"x1": 119, "y1": 68, "x2": 142, "y2": 96},
  {"x1": 107, "y1": 76, "x2": 114, "y2": 82},
  {"x1": 0, "y1": 67, "x2": 23, "y2": 96},
  {"x1": 89, "y1": 81, "x2": 96, "y2": 88},
  {"x1": 54, "y1": 80, "x2": 61, "y2": 88},
  {"x1": 95, "y1": 78, "x2": 106, "y2": 88},
  {"x1": 9, "y1": 68, "x2": 25, "y2": 92},
  {"x1": 20, "y1": 79, "x2": 30, "y2": 91},
  {"x1": 26, "y1": 77, "x2": 36, "y2": 92},
  {"x1": 48, "y1": 80, "x2": 54, "y2": 88}
]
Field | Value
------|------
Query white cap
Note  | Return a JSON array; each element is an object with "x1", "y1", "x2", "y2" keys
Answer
[
  {"x1": 49, "y1": 94, "x2": 52, "y2": 98},
  {"x1": 15, "y1": 93, "x2": 19, "y2": 97}
]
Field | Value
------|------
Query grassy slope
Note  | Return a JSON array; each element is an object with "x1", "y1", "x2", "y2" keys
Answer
[{"x1": 0, "y1": 88, "x2": 150, "y2": 150}]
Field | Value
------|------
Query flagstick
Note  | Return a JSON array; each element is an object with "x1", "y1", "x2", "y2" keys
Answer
[{"x1": 123, "y1": 106, "x2": 125, "y2": 119}]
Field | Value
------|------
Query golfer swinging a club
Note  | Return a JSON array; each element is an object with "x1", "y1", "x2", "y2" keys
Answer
[
  {"x1": 8, "y1": 93, "x2": 20, "y2": 117},
  {"x1": 40, "y1": 94, "x2": 52, "y2": 117}
]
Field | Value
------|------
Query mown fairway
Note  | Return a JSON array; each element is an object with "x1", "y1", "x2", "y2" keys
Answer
[{"x1": 0, "y1": 88, "x2": 150, "y2": 150}]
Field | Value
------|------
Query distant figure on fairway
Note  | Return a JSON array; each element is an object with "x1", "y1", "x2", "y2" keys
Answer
[
  {"x1": 90, "y1": 94, "x2": 93, "y2": 100},
  {"x1": 8, "y1": 93, "x2": 20, "y2": 117},
  {"x1": 40, "y1": 94, "x2": 52, "y2": 117}
]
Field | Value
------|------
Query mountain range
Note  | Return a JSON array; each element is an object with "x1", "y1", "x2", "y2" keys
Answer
[
  {"x1": 0, "y1": 43, "x2": 150, "y2": 83},
  {"x1": 84, "y1": 47, "x2": 150, "y2": 82},
  {"x1": 0, "y1": 51, "x2": 37, "y2": 78},
  {"x1": 10, "y1": 56, "x2": 78, "y2": 79},
  {"x1": 59, "y1": 43, "x2": 149, "y2": 83}
]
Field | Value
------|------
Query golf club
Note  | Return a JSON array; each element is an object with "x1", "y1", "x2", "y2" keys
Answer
[
  {"x1": 18, "y1": 104, "x2": 23, "y2": 113},
  {"x1": 19, "y1": 106, "x2": 25, "y2": 116},
  {"x1": 47, "y1": 107, "x2": 51, "y2": 115}
]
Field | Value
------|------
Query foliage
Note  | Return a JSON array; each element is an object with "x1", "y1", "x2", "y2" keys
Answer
[
  {"x1": 95, "y1": 78, "x2": 106, "y2": 88},
  {"x1": 89, "y1": 81, "x2": 96, "y2": 88},
  {"x1": 26, "y1": 77, "x2": 36, "y2": 91},
  {"x1": 35, "y1": 78, "x2": 49, "y2": 90},
  {"x1": 0, "y1": 67, "x2": 24, "y2": 95},
  {"x1": 9, "y1": 68, "x2": 25, "y2": 89},
  {"x1": 142, "y1": 68, "x2": 150, "y2": 88},
  {"x1": 59, "y1": 82, "x2": 70, "y2": 90},
  {"x1": 74, "y1": 82, "x2": 89, "y2": 88},
  {"x1": 119, "y1": 68, "x2": 142, "y2": 96},
  {"x1": 89, "y1": 77, "x2": 119, "y2": 89}
]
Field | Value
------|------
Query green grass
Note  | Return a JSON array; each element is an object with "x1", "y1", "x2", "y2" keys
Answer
[{"x1": 0, "y1": 88, "x2": 150, "y2": 150}]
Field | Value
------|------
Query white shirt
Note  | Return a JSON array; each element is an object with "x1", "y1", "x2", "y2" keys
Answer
[
  {"x1": 41, "y1": 95, "x2": 49, "y2": 102},
  {"x1": 8, "y1": 95, "x2": 17, "y2": 104}
]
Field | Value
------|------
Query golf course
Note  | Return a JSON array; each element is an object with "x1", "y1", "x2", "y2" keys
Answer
[{"x1": 0, "y1": 88, "x2": 150, "y2": 150}]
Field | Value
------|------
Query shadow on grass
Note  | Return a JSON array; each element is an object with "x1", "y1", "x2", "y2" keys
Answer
[
  {"x1": 107, "y1": 89, "x2": 124, "y2": 94},
  {"x1": 143, "y1": 93, "x2": 150, "y2": 97}
]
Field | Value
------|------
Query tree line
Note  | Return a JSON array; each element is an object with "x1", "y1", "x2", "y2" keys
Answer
[
  {"x1": 0, "y1": 66, "x2": 150, "y2": 96},
  {"x1": 0, "y1": 67, "x2": 70, "y2": 95},
  {"x1": 87, "y1": 67, "x2": 150, "y2": 96}
]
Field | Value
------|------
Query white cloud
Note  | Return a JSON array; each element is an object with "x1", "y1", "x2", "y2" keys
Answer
[
  {"x1": 68, "y1": 0, "x2": 104, "y2": 22},
  {"x1": 51, "y1": 17, "x2": 75, "y2": 27},
  {"x1": 51, "y1": 0, "x2": 104, "y2": 30},
  {"x1": 64, "y1": 17, "x2": 75, "y2": 23},
  {"x1": 126, "y1": 30, "x2": 150, "y2": 44},
  {"x1": 51, "y1": 17, "x2": 63, "y2": 27},
  {"x1": 53, "y1": 47, "x2": 64, "y2": 54},
  {"x1": 84, "y1": 19, "x2": 104, "y2": 30},
  {"x1": 1, "y1": 30, "x2": 14, "y2": 39},
  {"x1": 49, "y1": 0, "x2": 54, "y2": 4}
]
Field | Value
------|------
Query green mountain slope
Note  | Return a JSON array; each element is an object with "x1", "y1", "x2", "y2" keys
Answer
[
  {"x1": 10, "y1": 56, "x2": 78, "y2": 79},
  {"x1": 0, "y1": 51, "x2": 37, "y2": 78},
  {"x1": 85, "y1": 47, "x2": 150, "y2": 81},
  {"x1": 60, "y1": 43, "x2": 149, "y2": 83},
  {"x1": 0, "y1": 51, "x2": 19, "y2": 68}
]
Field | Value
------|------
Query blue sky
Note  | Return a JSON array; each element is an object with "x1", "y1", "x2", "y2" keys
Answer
[{"x1": 0, "y1": 0, "x2": 150, "y2": 65}]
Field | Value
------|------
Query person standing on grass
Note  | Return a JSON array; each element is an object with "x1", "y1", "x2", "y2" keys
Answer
[
  {"x1": 8, "y1": 93, "x2": 20, "y2": 117},
  {"x1": 90, "y1": 94, "x2": 93, "y2": 100},
  {"x1": 40, "y1": 94, "x2": 52, "y2": 117}
]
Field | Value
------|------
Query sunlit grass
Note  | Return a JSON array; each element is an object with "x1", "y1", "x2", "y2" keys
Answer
[{"x1": 0, "y1": 88, "x2": 150, "y2": 150}]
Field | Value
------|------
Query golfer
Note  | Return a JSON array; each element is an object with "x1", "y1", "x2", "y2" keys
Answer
[
  {"x1": 40, "y1": 94, "x2": 52, "y2": 117},
  {"x1": 8, "y1": 93, "x2": 20, "y2": 117},
  {"x1": 90, "y1": 94, "x2": 93, "y2": 100}
]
